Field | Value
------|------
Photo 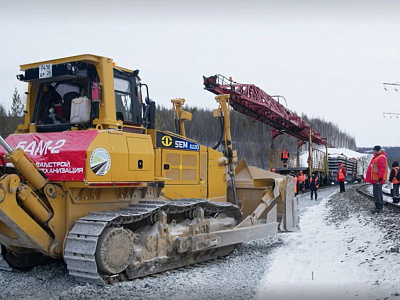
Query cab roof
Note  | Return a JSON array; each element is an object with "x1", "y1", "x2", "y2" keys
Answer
[{"x1": 19, "y1": 54, "x2": 135, "y2": 74}]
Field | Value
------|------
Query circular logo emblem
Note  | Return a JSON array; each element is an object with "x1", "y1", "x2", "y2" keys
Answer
[
  {"x1": 161, "y1": 135, "x2": 172, "y2": 147},
  {"x1": 90, "y1": 148, "x2": 111, "y2": 176}
]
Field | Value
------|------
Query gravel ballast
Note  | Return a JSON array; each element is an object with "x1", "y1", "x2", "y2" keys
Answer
[
  {"x1": 0, "y1": 238, "x2": 282, "y2": 300},
  {"x1": 3, "y1": 185, "x2": 395, "y2": 300}
]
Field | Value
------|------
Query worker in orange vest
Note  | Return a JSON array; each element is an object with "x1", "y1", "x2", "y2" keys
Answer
[
  {"x1": 389, "y1": 161, "x2": 400, "y2": 204},
  {"x1": 297, "y1": 170, "x2": 306, "y2": 193},
  {"x1": 281, "y1": 148, "x2": 289, "y2": 168},
  {"x1": 365, "y1": 146, "x2": 388, "y2": 213},
  {"x1": 309, "y1": 173, "x2": 319, "y2": 200},
  {"x1": 337, "y1": 163, "x2": 346, "y2": 193}
]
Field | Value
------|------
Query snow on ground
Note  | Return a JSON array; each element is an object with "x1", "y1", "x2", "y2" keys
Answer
[
  {"x1": 327, "y1": 147, "x2": 370, "y2": 159},
  {"x1": 2, "y1": 185, "x2": 400, "y2": 300},
  {"x1": 257, "y1": 186, "x2": 400, "y2": 300}
]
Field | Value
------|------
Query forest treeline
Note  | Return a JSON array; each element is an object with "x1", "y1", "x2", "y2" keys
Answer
[
  {"x1": 156, "y1": 105, "x2": 357, "y2": 168},
  {"x1": 301, "y1": 114, "x2": 357, "y2": 150},
  {"x1": 0, "y1": 88, "x2": 357, "y2": 169},
  {"x1": 358, "y1": 147, "x2": 400, "y2": 166}
]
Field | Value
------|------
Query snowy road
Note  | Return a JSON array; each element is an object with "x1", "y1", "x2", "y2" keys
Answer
[
  {"x1": 257, "y1": 186, "x2": 400, "y2": 300},
  {"x1": 2, "y1": 185, "x2": 400, "y2": 299}
]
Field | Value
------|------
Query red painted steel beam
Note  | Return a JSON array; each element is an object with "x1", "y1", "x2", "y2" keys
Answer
[{"x1": 203, "y1": 74, "x2": 326, "y2": 145}]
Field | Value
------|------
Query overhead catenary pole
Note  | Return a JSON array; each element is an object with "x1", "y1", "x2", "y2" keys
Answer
[
  {"x1": 308, "y1": 128, "x2": 313, "y2": 177},
  {"x1": 325, "y1": 142, "x2": 329, "y2": 177}
]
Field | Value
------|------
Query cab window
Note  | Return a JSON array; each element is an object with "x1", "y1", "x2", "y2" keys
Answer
[
  {"x1": 114, "y1": 77, "x2": 133, "y2": 122},
  {"x1": 114, "y1": 71, "x2": 141, "y2": 124}
]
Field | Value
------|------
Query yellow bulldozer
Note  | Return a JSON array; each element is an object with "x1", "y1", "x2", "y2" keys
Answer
[{"x1": 0, "y1": 55, "x2": 299, "y2": 285}]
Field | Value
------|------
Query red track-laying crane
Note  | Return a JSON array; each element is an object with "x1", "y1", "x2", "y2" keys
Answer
[{"x1": 203, "y1": 74, "x2": 326, "y2": 146}]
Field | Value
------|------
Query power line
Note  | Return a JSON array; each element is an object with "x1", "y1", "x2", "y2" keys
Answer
[
  {"x1": 383, "y1": 82, "x2": 400, "y2": 91},
  {"x1": 383, "y1": 112, "x2": 400, "y2": 119}
]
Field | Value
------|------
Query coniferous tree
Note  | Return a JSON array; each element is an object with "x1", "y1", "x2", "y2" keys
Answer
[{"x1": 10, "y1": 88, "x2": 24, "y2": 117}]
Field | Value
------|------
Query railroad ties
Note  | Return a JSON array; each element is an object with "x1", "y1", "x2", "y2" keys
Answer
[{"x1": 356, "y1": 184, "x2": 400, "y2": 212}]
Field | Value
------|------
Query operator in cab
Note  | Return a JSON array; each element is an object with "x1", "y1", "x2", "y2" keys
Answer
[{"x1": 39, "y1": 84, "x2": 64, "y2": 124}]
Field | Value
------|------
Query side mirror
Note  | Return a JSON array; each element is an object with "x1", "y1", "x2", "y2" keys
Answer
[{"x1": 147, "y1": 101, "x2": 155, "y2": 129}]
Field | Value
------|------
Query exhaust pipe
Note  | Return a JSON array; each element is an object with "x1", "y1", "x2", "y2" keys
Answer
[{"x1": 0, "y1": 136, "x2": 13, "y2": 154}]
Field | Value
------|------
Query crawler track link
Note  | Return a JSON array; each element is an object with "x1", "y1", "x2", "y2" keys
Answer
[{"x1": 64, "y1": 199, "x2": 242, "y2": 285}]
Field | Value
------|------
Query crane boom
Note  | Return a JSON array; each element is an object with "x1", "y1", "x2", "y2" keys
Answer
[{"x1": 203, "y1": 74, "x2": 326, "y2": 145}]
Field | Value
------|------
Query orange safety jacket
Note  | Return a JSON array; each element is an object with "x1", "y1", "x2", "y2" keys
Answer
[
  {"x1": 309, "y1": 176, "x2": 319, "y2": 189},
  {"x1": 371, "y1": 154, "x2": 388, "y2": 181},
  {"x1": 392, "y1": 167, "x2": 400, "y2": 184},
  {"x1": 298, "y1": 174, "x2": 306, "y2": 183},
  {"x1": 338, "y1": 167, "x2": 345, "y2": 181},
  {"x1": 282, "y1": 150, "x2": 289, "y2": 159},
  {"x1": 293, "y1": 176, "x2": 297, "y2": 193}
]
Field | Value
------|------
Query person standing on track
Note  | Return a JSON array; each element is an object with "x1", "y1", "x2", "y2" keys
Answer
[
  {"x1": 309, "y1": 173, "x2": 319, "y2": 200},
  {"x1": 297, "y1": 171, "x2": 306, "y2": 193},
  {"x1": 389, "y1": 161, "x2": 400, "y2": 204},
  {"x1": 337, "y1": 163, "x2": 346, "y2": 193},
  {"x1": 365, "y1": 145, "x2": 388, "y2": 214}
]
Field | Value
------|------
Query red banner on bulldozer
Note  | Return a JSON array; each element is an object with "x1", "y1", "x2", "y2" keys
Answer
[{"x1": 0, "y1": 131, "x2": 98, "y2": 181}]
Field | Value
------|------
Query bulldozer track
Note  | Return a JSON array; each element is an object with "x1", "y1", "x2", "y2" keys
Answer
[
  {"x1": 64, "y1": 199, "x2": 243, "y2": 285},
  {"x1": 356, "y1": 184, "x2": 400, "y2": 212},
  {"x1": 0, "y1": 246, "x2": 12, "y2": 271}
]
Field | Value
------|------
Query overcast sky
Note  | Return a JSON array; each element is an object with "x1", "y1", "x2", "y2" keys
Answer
[{"x1": 1, "y1": 0, "x2": 400, "y2": 147}]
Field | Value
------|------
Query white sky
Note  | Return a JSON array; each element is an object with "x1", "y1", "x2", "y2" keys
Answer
[{"x1": 1, "y1": 0, "x2": 400, "y2": 147}]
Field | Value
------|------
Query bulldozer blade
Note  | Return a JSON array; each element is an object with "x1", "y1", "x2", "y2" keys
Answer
[
  {"x1": 192, "y1": 222, "x2": 279, "y2": 248},
  {"x1": 233, "y1": 159, "x2": 300, "y2": 232}
]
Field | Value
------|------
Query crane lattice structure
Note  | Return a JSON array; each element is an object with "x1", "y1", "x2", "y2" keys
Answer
[{"x1": 203, "y1": 74, "x2": 328, "y2": 175}]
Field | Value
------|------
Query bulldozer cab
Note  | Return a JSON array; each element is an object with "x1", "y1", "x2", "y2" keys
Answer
[{"x1": 16, "y1": 55, "x2": 154, "y2": 133}]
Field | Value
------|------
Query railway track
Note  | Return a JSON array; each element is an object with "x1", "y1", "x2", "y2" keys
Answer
[
  {"x1": 300, "y1": 182, "x2": 355, "y2": 195},
  {"x1": 356, "y1": 183, "x2": 400, "y2": 211}
]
